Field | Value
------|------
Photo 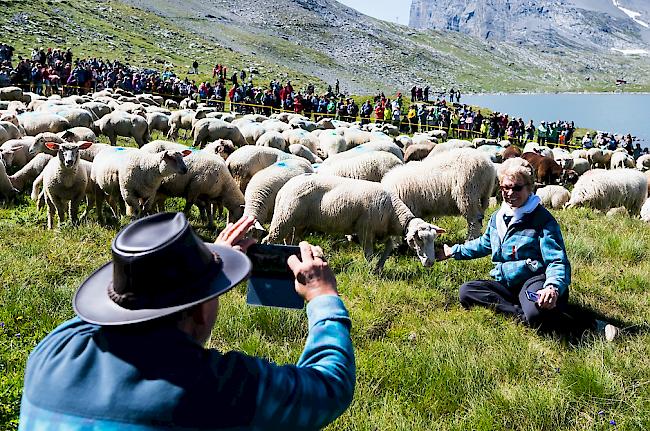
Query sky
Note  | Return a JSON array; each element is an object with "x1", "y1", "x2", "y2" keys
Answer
[{"x1": 336, "y1": 0, "x2": 411, "y2": 25}]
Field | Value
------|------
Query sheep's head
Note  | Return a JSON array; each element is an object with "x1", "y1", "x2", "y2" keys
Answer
[
  {"x1": 0, "y1": 113, "x2": 19, "y2": 126},
  {"x1": 46, "y1": 141, "x2": 92, "y2": 168},
  {"x1": 405, "y1": 218, "x2": 445, "y2": 267},
  {"x1": 30, "y1": 132, "x2": 63, "y2": 155},
  {"x1": 160, "y1": 150, "x2": 192, "y2": 176}
]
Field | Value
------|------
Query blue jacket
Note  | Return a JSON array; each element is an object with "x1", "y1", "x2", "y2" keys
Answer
[
  {"x1": 451, "y1": 205, "x2": 571, "y2": 295},
  {"x1": 19, "y1": 295, "x2": 355, "y2": 431}
]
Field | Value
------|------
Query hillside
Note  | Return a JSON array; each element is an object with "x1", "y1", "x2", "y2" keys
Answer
[{"x1": 117, "y1": 0, "x2": 650, "y2": 94}]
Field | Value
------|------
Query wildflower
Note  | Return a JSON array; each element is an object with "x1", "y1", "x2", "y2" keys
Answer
[{"x1": 610, "y1": 420, "x2": 616, "y2": 426}]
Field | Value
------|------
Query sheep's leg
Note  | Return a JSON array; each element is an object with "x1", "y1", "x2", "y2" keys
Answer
[
  {"x1": 80, "y1": 192, "x2": 95, "y2": 220},
  {"x1": 95, "y1": 186, "x2": 107, "y2": 224},
  {"x1": 69, "y1": 196, "x2": 82, "y2": 225},
  {"x1": 48, "y1": 194, "x2": 66, "y2": 228},
  {"x1": 45, "y1": 195, "x2": 57, "y2": 230},
  {"x1": 376, "y1": 237, "x2": 399, "y2": 272},
  {"x1": 123, "y1": 192, "x2": 141, "y2": 218},
  {"x1": 108, "y1": 133, "x2": 117, "y2": 147}
]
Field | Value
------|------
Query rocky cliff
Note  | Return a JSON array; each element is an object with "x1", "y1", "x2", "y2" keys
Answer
[{"x1": 409, "y1": 0, "x2": 650, "y2": 52}]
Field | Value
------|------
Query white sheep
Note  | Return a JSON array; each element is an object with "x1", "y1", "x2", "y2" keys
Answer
[
  {"x1": 1, "y1": 137, "x2": 36, "y2": 169},
  {"x1": 282, "y1": 128, "x2": 319, "y2": 154},
  {"x1": 140, "y1": 140, "x2": 191, "y2": 154},
  {"x1": 227, "y1": 145, "x2": 294, "y2": 192},
  {"x1": 146, "y1": 112, "x2": 171, "y2": 136},
  {"x1": 0, "y1": 120, "x2": 24, "y2": 140},
  {"x1": 18, "y1": 112, "x2": 71, "y2": 136},
  {"x1": 382, "y1": 148, "x2": 496, "y2": 240},
  {"x1": 29, "y1": 133, "x2": 110, "y2": 162},
  {"x1": 572, "y1": 149, "x2": 588, "y2": 160},
  {"x1": 610, "y1": 151, "x2": 635, "y2": 169},
  {"x1": 635, "y1": 154, "x2": 650, "y2": 172},
  {"x1": 565, "y1": 169, "x2": 647, "y2": 214},
  {"x1": 93, "y1": 111, "x2": 149, "y2": 147},
  {"x1": 38, "y1": 141, "x2": 93, "y2": 228},
  {"x1": 572, "y1": 158, "x2": 591, "y2": 176},
  {"x1": 322, "y1": 140, "x2": 403, "y2": 165},
  {"x1": 261, "y1": 119, "x2": 291, "y2": 133},
  {"x1": 288, "y1": 144, "x2": 322, "y2": 164},
  {"x1": 586, "y1": 148, "x2": 606, "y2": 169},
  {"x1": 318, "y1": 151, "x2": 402, "y2": 182},
  {"x1": 552, "y1": 148, "x2": 574, "y2": 170},
  {"x1": 203, "y1": 139, "x2": 236, "y2": 160},
  {"x1": 81, "y1": 101, "x2": 113, "y2": 120},
  {"x1": 427, "y1": 139, "x2": 473, "y2": 156},
  {"x1": 58, "y1": 127, "x2": 97, "y2": 143},
  {"x1": 0, "y1": 159, "x2": 19, "y2": 200},
  {"x1": 265, "y1": 174, "x2": 445, "y2": 271},
  {"x1": 641, "y1": 199, "x2": 650, "y2": 222},
  {"x1": 523, "y1": 142, "x2": 553, "y2": 158},
  {"x1": 404, "y1": 143, "x2": 436, "y2": 162},
  {"x1": 8, "y1": 153, "x2": 52, "y2": 192},
  {"x1": 240, "y1": 122, "x2": 267, "y2": 145},
  {"x1": 192, "y1": 118, "x2": 247, "y2": 148},
  {"x1": 256, "y1": 131, "x2": 287, "y2": 151},
  {"x1": 157, "y1": 151, "x2": 244, "y2": 227},
  {"x1": 318, "y1": 130, "x2": 348, "y2": 157},
  {"x1": 536, "y1": 185, "x2": 571, "y2": 209},
  {"x1": 244, "y1": 158, "x2": 314, "y2": 225},
  {"x1": 54, "y1": 108, "x2": 94, "y2": 128}
]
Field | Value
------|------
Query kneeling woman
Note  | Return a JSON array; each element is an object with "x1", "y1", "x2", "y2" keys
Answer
[{"x1": 438, "y1": 158, "x2": 569, "y2": 327}]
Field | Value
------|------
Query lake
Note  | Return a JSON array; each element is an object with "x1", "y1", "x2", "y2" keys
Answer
[{"x1": 459, "y1": 93, "x2": 650, "y2": 146}]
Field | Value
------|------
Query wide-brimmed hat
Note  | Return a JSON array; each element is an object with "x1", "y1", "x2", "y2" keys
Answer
[{"x1": 73, "y1": 213, "x2": 251, "y2": 325}]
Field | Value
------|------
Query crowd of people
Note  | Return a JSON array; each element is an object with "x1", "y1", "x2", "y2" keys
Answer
[{"x1": 0, "y1": 43, "x2": 645, "y2": 154}]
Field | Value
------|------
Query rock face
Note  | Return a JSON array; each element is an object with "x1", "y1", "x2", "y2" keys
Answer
[{"x1": 409, "y1": 0, "x2": 650, "y2": 51}]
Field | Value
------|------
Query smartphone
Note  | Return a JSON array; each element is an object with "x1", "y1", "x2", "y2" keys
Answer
[
  {"x1": 525, "y1": 291, "x2": 540, "y2": 302},
  {"x1": 246, "y1": 244, "x2": 304, "y2": 309}
]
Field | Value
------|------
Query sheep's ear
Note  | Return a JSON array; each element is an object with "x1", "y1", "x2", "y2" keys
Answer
[
  {"x1": 181, "y1": 149, "x2": 192, "y2": 157},
  {"x1": 432, "y1": 226, "x2": 446, "y2": 234},
  {"x1": 78, "y1": 141, "x2": 93, "y2": 150},
  {"x1": 44, "y1": 142, "x2": 60, "y2": 151}
]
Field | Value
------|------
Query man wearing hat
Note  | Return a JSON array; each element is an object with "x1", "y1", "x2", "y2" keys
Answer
[{"x1": 19, "y1": 214, "x2": 355, "y2": 430}]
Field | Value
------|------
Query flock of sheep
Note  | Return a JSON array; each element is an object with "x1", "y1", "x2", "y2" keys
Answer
[{"x1": 1, "y1": 85, "x2": 649, "y2": 271}]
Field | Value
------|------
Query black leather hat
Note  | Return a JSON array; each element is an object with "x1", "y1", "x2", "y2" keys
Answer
[{"x1": 73, "y1": 212, "x2": 251, "y2": 325}]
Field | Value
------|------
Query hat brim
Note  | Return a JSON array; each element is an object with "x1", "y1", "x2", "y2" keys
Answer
[{"x1": 73, "y1": 244, "x2": 252, "y2": 326}]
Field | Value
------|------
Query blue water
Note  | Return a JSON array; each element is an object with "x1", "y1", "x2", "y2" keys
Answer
[{"x1": 460, "y1": 93, "x2": 650, "y2": 145}]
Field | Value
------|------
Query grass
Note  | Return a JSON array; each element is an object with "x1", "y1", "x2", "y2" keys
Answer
[{"x1": 1, "y1": 171, "x2": 650, "y2": 430}]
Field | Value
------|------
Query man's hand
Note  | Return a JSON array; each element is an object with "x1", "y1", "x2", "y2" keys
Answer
[
  {"x1": 215, "y1": 215, "x2": 257, "y2": 253},
  {"x1": 436, "y1": 244, "x2": 454, "y2": 261},
  {"x1": 536, "y1": 287, "x2": 558, "y2": 310},
  {"x1": 287, "y1": 241, "x2": 338, "y2": 302}
]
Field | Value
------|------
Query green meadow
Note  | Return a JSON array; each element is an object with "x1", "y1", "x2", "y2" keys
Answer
[{"x1": 1, "y1": 135, "x2": 649, "y2": 429}]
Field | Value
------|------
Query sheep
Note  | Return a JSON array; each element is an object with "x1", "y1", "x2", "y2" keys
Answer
[
  {"x1": 472, "y1": 138, "x2": 498, "y2": 147},
  {"x1": 92, "y1": 148, "x2": 190, "y2": 221},
  {"x1": 565, "y1": 169, "x2": 647, "y2": 214},
  {"x1": 8, "y1": 153, "x2": 52, "y2": 192},
  {"x1": 427, "y1": 139, "x2": 473, "y2": 156},
  {"x1": 164, "y1": 99, "x2": 179, "y2": 110},
  {"x1": 244, "y1": 158, "x2": 314, "y2": 225},
  {"x1": 645, "y1": 171, "x2": 650, "y2": 196},
  {"x1": 587, "y1": 148, "x2": 606, "y2": 169},
  {"x1": 0, "y1": 120, "x2": 24, "y2": 140},
  {"x1": 0, "y1": 159, "x2": 19, "y2": 200},
  {"x1": 167, "y1": 109, "x2": 200, "y2": 139},
  {"x1": 18, "y1": 112, "x2": 71, "y2": 136},
  {"x1": 179, "y1": 98, "x2": 198, "y2": 110},
  {"x1": 343, "y1": 129, "x2": 373, "y2": 148},
  {"x1": 0, "y1": 86, "x2": 24, "y2": 101},
  {"x1": 572, "y1": 158, "x2": 591, "y2": 176},
  {"x1": 192, "y1": 118, "x2": 247, "y2": 148},
  {"x1": 38, "y1": 141, "x2": 93, "y2": 229},
  {"x1": 395, "y1": 135, "x2": 413, "y2": 149},
  {"x1": 58, "y1": 127, "x2": 97, "y2": 143},
  {"x1": 1, "y1": 137, "x2": 37, "y2": 169},
  {"x1": 636, "y1": 154, "x2": 650, "y2": 172},
  {"x1": 204, "y1": 139, "x2": 236, "y2": 160},
  {"x1": 404, "y1": 143, "x2": 436, "y2": 162},
  {"x1": 552, "y1": 148, "x2": 574, "y2": 170},
  {"x1": 289, "y1": 117, "x2": 318, "y2": 132},
  {"x1": 322, "y1": 140, "x2": 404, "y2": 165},
  {"x1": 140, "y1": 140, "x2": 191, "y2": 154},
  {"x1": 318, "y1": 130, "x2": 348, "y2": 157},
  {"x1": 0, "y1": 126, "x2": 8, "y2": 146},
  {"x1": 146, "y1": 112, "x2": 171, "y2": 136},
  {"x1": 242, "y1": 114, "x2": 268, "y2": 123},
  {"x1": 288, "y1": 144, "x2": 322, "y2": 163},
  {"x1": 282, "y1": 128, "x2": 319, "y2": 154},
  {"x1": 157, "y1": 151, "x2": 244, "y2": 227},
  {"x1": 502, "y1": 145, "x2": 522, "y2": 160},
  {"x1": 610, "y1": 151, "x2": 635, "y2": 169},
  {"x1": 521, "y1": 152, "x2": 564, "y2": 185},
  {"x1": 93, "y1": 111, "x2": 149, "y2": 147},
  {"x1": 254, "y1": 130, "x2": 286, "y2": 151},
  {"x1": 261, "y1": 119, "x2": 290, "y2": 133},
  {"x1": 572, "y1": 149, "x2": 588, "y2": 160},
  {"x1": 226, "y1": 146, "x2": 293, "y2": 192},
  {"x1": 427, "y1": 129, "x2": 447, "y2": 140},
  {"x1": 81, "y1": 101, "x2": 113, "y2": 120},
  {"x1": 240, "y1": 122, "x2": 267, "y2": 145},
  {"x1": 523, "y1": 142, "x2": 553, "y2": 158},
  {"x1": 382, "y1": 148, "x2": 496, "y2": 240},
  {"x1": 265, "y1": 174, "x2": 445, "y2": 272},
  {"x1": 476, "y1": 145, "x2": 504, "y2": 163},
  {"x1": 54, "y1": 108, "x2": 94, "y2": 128},
  {"x1": 536, "y1": 185, "x2": 571, "y2": 209},
  {"x1": 318, "y1": 151, "x2": 402, "y2": 182},
  {"x1": 411, "y1": 134, "x2": 437, "y2": 146},
  {"x1": 641, "y1": 199, "x2": 650, "y2": 223}
]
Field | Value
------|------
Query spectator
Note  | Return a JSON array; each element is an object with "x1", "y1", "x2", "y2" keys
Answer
[{"x1": 19, "y1": 213, "x2": 356, "y2": 430}]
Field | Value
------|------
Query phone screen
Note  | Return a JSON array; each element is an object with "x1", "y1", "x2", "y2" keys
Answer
[
  {"x1": 525, "y1": 291, "x2": 539, "y2": 302},
  {"x1": 246, "y1": 244, "x2": 304, "y2": 309}
]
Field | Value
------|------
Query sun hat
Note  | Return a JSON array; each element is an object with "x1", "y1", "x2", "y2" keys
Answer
[{"x1": 73, "y1": 212, "x2": 251, "y2": 326}]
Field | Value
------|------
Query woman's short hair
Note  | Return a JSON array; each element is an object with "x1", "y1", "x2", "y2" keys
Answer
[{"x1": 497, "y1": 157, "x2": 535, "y2": 187}]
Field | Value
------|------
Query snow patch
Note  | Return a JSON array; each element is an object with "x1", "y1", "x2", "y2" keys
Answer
[
  {"x1": 611, "y1": 47, "x2": 649, "y2": 55},
  {"x1": 612, "y1": 0, "x2": 649, "y2": 28}
]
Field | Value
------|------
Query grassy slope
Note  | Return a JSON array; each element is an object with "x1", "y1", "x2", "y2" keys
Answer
[
  {"x1": 1, "y1": 134, "x2": 649, "y2": 429},
  {"x1": 0, "y1": 0, "x2": 324, "y2": 91}
]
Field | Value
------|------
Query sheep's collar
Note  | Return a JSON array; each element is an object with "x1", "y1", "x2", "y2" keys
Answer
[{"x1": 403, "y1": 216, "x2": 416, "y2": 235}]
